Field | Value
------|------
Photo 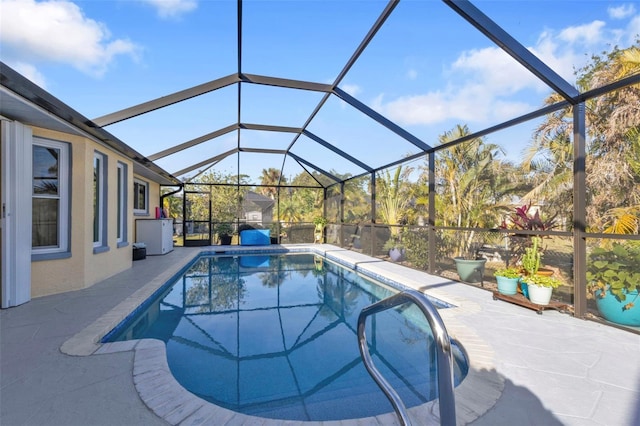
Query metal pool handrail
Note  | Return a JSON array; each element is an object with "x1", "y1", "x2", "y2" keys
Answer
[{"x1": 357, "y1": 289, "x2": 457, "y2": 426}]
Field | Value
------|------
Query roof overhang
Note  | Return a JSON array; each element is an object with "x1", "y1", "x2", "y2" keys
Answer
[{"x1": 0, "y1": 62, "x2": 181, "y2": 186}]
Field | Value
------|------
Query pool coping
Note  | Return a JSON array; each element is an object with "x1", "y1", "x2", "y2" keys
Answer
[{"x1": 61, "y1": 244, "x2": 504, "y2": 425}]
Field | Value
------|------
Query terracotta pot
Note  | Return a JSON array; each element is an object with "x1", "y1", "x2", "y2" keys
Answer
[
  {"x1": 537, "y1": 267, "x2": 554, "y2": 277},
  {"x1": 520, "y1": 267, "x2": 554, "y2": 277}
]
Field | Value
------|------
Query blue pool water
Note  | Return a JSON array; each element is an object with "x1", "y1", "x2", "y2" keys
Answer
[{"x1": 104, "y1": 253, "x2": 468, "y2": 421}]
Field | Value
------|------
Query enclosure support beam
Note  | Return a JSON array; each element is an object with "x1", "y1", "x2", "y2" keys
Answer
[
  {"x1": 303, "y1": 131, "x2": 373, "y2": 172},
  {"x1": 149, "y1": 124, "x2": 237, "y2": 160},
  {"x1": 428, "y1": 152, "x2": 437, "y2": 274},
  {"x1": 287, "y1": 153, "x2": 341, "y2": 183},
  {"x1": 573, "y1": 103, "x2": 587, "y2": 318},
  {"x1": 241, "y1": 73, "x2": 333, "y2": 93},
  {"x1": 340, "y1": 182, "x2": 345, "y2": 247},
  {"x1": 370, "y1": 172, "x2": 377, "y2": 256},
  {"x1": 333, "y1": 88, "x2": 432, "y2": 152},
  {"x1": 276, "y1": 186, "x2": 281, "y2": 243},
  {"x1": 444, "y1": 0, "x2": 578, "y2": 102},
  {"x1": 323, "y1": 187, "x2": 328, "y2": 243},
  {"x1": 92, "y1": 74, "x2": 241, "y2": 126},
  {"x1": 370, "y1": 172, "x2": 376, "y2": 224},
  {"x1": 173, "y1": 148, "x2": 237, "y2": 177}
]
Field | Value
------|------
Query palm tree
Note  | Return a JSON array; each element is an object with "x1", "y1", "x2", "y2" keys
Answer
[
  {"x1": 529, "y1": 42, "x2": 640, "y2": 232},
  {"x1": 376, "y1": 165, "x2": 413, "y2": 234},
  {"x1": 278, "y1": 196, "x2": 303, "y2": 224},
  {"x1": 435, "y1": 124, "x2": 507, "y2": 256},
  {"x1": 522, "y1": 122, "x2": 574, "y2": 217},
  {"x1": 585, "y1": 45, "x2": 640, "y2": 232},
  {"x1": 259, "y1": 168, "x2": 285, "y2": 199}
]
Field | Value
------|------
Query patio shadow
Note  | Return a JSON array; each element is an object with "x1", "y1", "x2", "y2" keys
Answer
[{"x1": 468, "y1": 377, "x2": 563, "y2": 425}]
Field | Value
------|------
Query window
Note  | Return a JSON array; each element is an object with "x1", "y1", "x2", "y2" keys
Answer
[
  {"x1": 93, "y1": 151, "x2": 108, "y2": 252},
  {"x1": 116, "y1": 162, "x2": 128, "y2": 247},
  {"x1": 32, "y1": 138, "x2": 70, "y2": 256},
  {"x1": 133, "y1": 178, "x2": 148, "y2": 215}
]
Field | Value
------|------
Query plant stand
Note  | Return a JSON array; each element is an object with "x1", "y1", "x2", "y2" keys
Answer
[{"x1": 492, "y1": 291, "x2": 569, "y2": 315}]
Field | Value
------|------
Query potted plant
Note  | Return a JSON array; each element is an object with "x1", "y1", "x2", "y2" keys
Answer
[
  {"x1": 383, "y1": 236, "x2": 405, "y2": 262},
  {"x1": 493, "y1": 267, "x2": 521, "y2": 296},
  {"x1": 501, "y1": 203, "x2": 557, "y2": 274},
  {"x1": 454, "y1": 242, "x2": 487, "y2": 283},
  {"x1": 216, "y1": 223, "x2": 234, "y2": 245},
  {"x1": 313, "y1": 216, "x2": 327, "y2": 243},
  {"x1": 350, "y1": 234, "x2": 362, "y2": 249},
  {"x1": 587, "y1": 241, "x2": 640, "y2": 326},
  {"x1": 519, "y1": 236, "x2": 561, "y2": 305},
  {"x1": 520, "y1": 273, "x2": 561, "y2": 305},
  {"x1": 268, "y1": 223, "x2": 280, "y2": 244}
]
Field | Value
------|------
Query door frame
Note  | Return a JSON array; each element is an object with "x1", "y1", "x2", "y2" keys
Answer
[{"x1": 183, "y1": 189, "x2": 212, "y2": 247}]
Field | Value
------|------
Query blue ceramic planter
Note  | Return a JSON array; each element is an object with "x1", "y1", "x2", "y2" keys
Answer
[
  {"x1": 595, "y1": 289, "x2": 640, "y2": 326},
  {"x1": 496, "y1": 276, "x2": 519, "y2": 295},
  {"x1": 520, "y1": 281, "x2": 529, "y2": 298}
]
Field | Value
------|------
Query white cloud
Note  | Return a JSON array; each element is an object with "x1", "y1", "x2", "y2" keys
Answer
[
  {"x1": 374, "y1": 45, "x2": 540, "y2": 127},
  {"x1": 0, "y1": 0, "x2": 140, "y2": 77},
  {"x1": 141, "y1": 0, "x2": 197, "y2": 19},
  {"x1": 530, "y1": 32, "x2": 580, "y2": 83},
  {"x1": 373, "y1": 9, "x2": 640, "y2": 129},
  {"x1": 609, "y1": 4, "x2": 636, "y2": 19},
  {"x1": 11, "y1": 62, "x2": 47, "y2": 88},
  {"x1": 627, "y1": 15, "x2": 640, "y2": 44},
  {"x1": 378, "y1": 86, "x2": 531, "y2": 127},
  {"x1": 341, "y1": 83, "x2": 362, "y2": 97},
  {"x1": 557, "y1": 21, "x2": 606, "y2": 46},
  {"x1": 337, "y1": 83, "x2": 362, "y2": 109},
  {"x1": 451, "y1": 46, "x2": 543, "y2": 94}
]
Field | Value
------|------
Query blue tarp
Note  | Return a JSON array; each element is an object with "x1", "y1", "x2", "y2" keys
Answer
[{"x1": 240, "y1": 229, "x2": 270, "y2": 245}]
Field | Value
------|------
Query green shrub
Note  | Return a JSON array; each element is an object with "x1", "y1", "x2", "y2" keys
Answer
[
  {"x1": 402, "y1": 228, "x2": 429, "y2": 270},
  {"x1": 494, "y1": 267, "x2": 521, "y2": 279}
]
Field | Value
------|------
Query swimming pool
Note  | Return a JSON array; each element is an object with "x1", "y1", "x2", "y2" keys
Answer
[{"x1": 104, "y1": 252, "x2": 468, "y2": 421}]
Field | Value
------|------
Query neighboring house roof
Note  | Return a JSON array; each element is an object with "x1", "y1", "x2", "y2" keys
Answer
[
  {"x1": 0, "y1": 62, "x2": 180, "y2": 186},
  {"x1": 242, "y1": 191, "x2": 275, "y2": 211}
]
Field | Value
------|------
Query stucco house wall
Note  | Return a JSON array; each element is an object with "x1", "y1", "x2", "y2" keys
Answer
[
  {"x1": 30, "y1": 127, "x2": 143, "y2": 297},
  {"x1": 1, "y1": 63, "x2": 180, "y2": 306}
]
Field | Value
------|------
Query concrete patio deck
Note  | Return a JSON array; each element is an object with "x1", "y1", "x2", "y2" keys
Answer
[{"x1": 1, "y1": 245, "x2": 639, "y2": 425}]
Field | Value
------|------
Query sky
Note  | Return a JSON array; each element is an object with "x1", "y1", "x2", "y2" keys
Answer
[{"x1": 1, "y1": 0, "x2": 639, "y2": 184}]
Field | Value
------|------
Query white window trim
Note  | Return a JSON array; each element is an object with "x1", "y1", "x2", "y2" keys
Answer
[
  {"x1": 116, "y1": 162, "x2": 128, "y2": 247},
  {"x1": 32, "y1": 138, "x2": 70, "y2": 257},
  {"x1": 93, "y1": 151, "x2": 109, "y2": 253},
  {"x1": 133, "y1": 178, "x2": 149, "y2": 215}
]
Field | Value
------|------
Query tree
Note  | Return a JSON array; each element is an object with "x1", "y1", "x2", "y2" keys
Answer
[
  {"x1": 435, "y1": 125, "x2": 506, "y2": 227},
  {"x1": 343, "y1": 175, "x2": 370, "y2": 223},
  {"x1": 376, "y1": 165, "x2": 413, "y2": 232},
  {"x1": 529, "y1": 42, "x2": 640, "y2": 232},
  {"x1": 162, "y1": 187, "x2": 183, "y2": 219},
  {"x1": 283, "y1": 172, "x2": 324, "y2": 222},
  {"x1": 523, "y1": 116, "x2": 574, "y2": 223},
  {"x1": 278, "y1": 196, "x2": 303, "y2": 223},
  {"x1": 191, "y1": 170, "x2": 250, "y2": 224},
  {"x1": 433, "y1": 124, "x2": 508, "y2": 256},
  {"x1": 259, "y1": 168, "x2": 285, "y2": 199}
]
